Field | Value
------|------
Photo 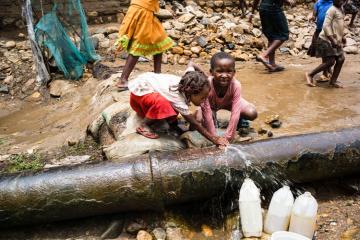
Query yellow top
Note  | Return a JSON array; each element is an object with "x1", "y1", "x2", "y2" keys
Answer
[{"x1": 131, "y1": 0, "x2": 159, "y2": 12}]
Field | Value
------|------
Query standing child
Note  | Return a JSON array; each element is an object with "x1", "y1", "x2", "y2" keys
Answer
[
  {"x1": 194, "y1": 52, "x2": 258, "y2": 142},
  {"x1": 250, "y1": 0, "x2": 295, "y2": 72},
  {"x1": 129, "y1": 69, "x2": 229, "y2": 147},
  {"x1": 115, "y1": 0, "x2": 175, "y2": 91},
  {"x1": 307, "y1": 0, "x2": 333, "y2": 81},
  {"x1": 305, "y1": 0, "x2": 346, "y2": 88}
]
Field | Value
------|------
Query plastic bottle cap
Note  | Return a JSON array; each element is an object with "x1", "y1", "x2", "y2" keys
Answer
[{"x1": 304, "y1": 192, "x2": 312, "y2": 197}]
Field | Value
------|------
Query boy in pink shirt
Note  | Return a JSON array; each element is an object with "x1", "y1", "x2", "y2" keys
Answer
[{"x1": 195, "y1": 52, "x2": 258, "y2": 142}]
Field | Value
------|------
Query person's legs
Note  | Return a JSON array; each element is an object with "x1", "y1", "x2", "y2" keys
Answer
[
  {"x1": 257, "y1": 40, "x2": 285, "y2": 70},
  {"x1": 240, "y1": 99, "x2": 258, "y2": 121},
  {"x1": 349, "y1": 12, "x2": 357, "y2": 27},
  {"x1": 116, "y1": 54, "x2": 139, "y2": 89},
  {"x1": 305, "y1": 56, "x2": 336, "y2": 87},
  {"x1": 153, "y1": 53, "x2": 162, "y2": 73},
  {"x1": 329, "y1": 54, "x2": 345, "y2": 88}
]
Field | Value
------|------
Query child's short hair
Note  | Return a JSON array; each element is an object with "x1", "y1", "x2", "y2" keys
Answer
[
  {"x1": 177, "y1": 71, "x2": 209, "y2": 98},
  {"x1": 210, "y1": 51, "x2": 235, "y2": 70}
]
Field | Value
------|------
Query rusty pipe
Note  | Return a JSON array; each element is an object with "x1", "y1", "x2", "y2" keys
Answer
[{"x1": 0, "y1": 127, "x2": 359, "y2": 227}]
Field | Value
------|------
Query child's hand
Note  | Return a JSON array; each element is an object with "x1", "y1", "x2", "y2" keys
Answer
[{"x1": 214, "y1": 137, "x2": 229, "y2": 147}]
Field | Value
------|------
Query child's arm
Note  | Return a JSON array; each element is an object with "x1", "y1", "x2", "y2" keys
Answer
[
  {"x1": 322, "y1": 8, "x2": 338, "y2": 47},
  {"x1": 225, "y1": 83, "x2": 242, "y2": 141},
  {"x1": 182, "y1": 114, "x2": 229, "y2": 147},
  {"x1": 201, "y1": 99, "x2": 217, "y2": 136},
  {"x1": 187, "y1": 60, "x2": 208, "y2": 77}
]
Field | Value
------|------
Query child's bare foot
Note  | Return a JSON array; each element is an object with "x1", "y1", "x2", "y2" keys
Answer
[
  {"x1": 115, "y1": 79, "x2": 128, "y2": 92},
  {"x1": 329, "y1": 82, "x2": 344, "y2": 88},
  {"x1": 305, "y1": 72, "x2": 316, "y2": 87},
  {"x1": 256, "y1": 55, "x2": 275, "y2": 71}
]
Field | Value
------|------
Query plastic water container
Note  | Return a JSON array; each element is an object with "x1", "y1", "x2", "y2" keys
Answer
[
  {"x1": 264, "y1": 186, "x2": 294, "y2": 234},
  {"x1": 289, "y1": 192, "x2": 318, "y2": 239},
  {"x1": 239, "y1": 178, "x2": 263, "y2": 237},
  {"x1": 271, "y1": 231, "x2": 311, "y2": 240}
]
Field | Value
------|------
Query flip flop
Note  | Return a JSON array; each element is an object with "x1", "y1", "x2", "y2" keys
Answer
[
  {"x1": 268, "y1": 65, "x2": 285, "y2": 73},
  {"x1": 256, "y1": 55, "x2": 274, "y2": 71},
  {"x1": 136, "y1": 126, "x2": 160, "y2": 139}
]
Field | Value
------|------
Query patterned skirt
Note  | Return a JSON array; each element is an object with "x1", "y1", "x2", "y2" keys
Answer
[{"x1": 115, "y1": 4, "x2": 174, "y2": 57}]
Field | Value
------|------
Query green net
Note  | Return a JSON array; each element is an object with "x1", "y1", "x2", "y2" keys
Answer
[{"x1": 32, "y1": 0, "x2": 99, "y2": 80}]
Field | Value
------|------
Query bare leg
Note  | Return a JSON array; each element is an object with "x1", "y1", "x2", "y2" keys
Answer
[
  {"x1": 116, "y1": 54, "x2": 139, "y2": 89},
  {"x1": 349, "y1": 13, "x2": 357, "y2": 27},
  {"x1": 153, "y1": 53, "x2": 162, "y2": 73},
  {"x1": 241, "y1": 105, "x2": 258, "y2": 121},
  {"x1": 268, "y1": 40, "x2": 275, "y2": 65},
  {"x1": 329, "y1": 54, "x2": 345, "y2": 88},
  {"x1": 305, "y1": 57, "x2": 335, "y2": 87},
  {"x1": 257, "y1": 40, "x2": 285, "y2": 70}
]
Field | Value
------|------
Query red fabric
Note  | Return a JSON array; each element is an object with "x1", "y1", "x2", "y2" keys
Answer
[{"x1": 130, "y1": 92, "x2": 178, "y2": 120}]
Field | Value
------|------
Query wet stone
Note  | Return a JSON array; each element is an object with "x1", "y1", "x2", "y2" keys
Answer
[
  {"x1": 152, "y1": 228, "x2": 166, "y2": 240},
  {"x1": 0, "y1": 84, "x2": 9, "y2": 94},
  {"x1": 166, "y1": 227, "x2": 187, "y2": 240},
  {"x1": 136, "y1": 230, "x2": 153, "y2": 240}
]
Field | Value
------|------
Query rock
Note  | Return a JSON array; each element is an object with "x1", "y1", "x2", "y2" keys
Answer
[
  {"x1": 250, "y1": 37, "x2": 265, "y2": 49},
  {"x1": 173, "y1": 21, "x2": 186, "y2": 31},
  {"x1": 230, "y1": 229, "x2": 243, "y2": 240},
  {"x1": 167, "y1": 30, "x2": 181, "y2": 40},
  {"x1": 267, "y1": 131, "x2": 274, "y2": 137},
  {"x1": 214, "y1": 1, "x2": 224, "y2": 7},
  {"x1": 258, "y1": 128, "x2": 268, "y2": 135},
  {"x1": 178, "y1": 13, "x2": 195, "y2": 23},
  {"x1": 44, "y1": 155, "x2": 91, "y2": 169},
  {"x1": 252, "y1": 28, "x2": 262, "y2": 37},
  {"x1": 210, "y1": 16, "x2": 221, "y2": 23},
  {"x1": 265, "y1": 114, "x2": 280, "y2": 124},
  {"x1": 126, "y1": 222, "x2": 145, "y2": 234},
  {"x1": 29, "y1": 91, "x2": 41, "y2": 100},
  {"x1": 224, "y1": 22, "x2": 236, "y2": 30},
  {"x1": 21, "y1": 78, "x2": 35, "y2": 93},
  {"x1": 344, "y1": 46, "x2": 358, "y2": 54},
  {"x1": 105, "y1": 26, "x2": 118, "y2": 34},
  {"x1": 233, "y1": 51, "x2": 250, "y2": 61},
  {"x1": 99, "y1": 38, "x2": 110, "y2": 49},
  {"x1": 201, "y1": 225, "x2": 213, "y2": 237},
  {"x1": 156, "y1": 9, "x2": 173, "y2": 20},
  {"x1": 190, "y1": 46, "x2": 202, "y2": 54},
  {"x1": 0, "y1": 84, "x2": 9, "y2": 94},
  {"x1": 136, "y1": 230, "x2": 152, "y2": 240},
  {"x1": 178, "y1": 57, "x2": 187, "y2": 65},
  {"x1": 196, "y1": 36, "x2": 208, "y2": 48},
  {"x1": 345, "y1": 38, "x2": 357, "y2": 46},
  {"x1": 3, "y1": 75, "x2": 14, "y2": 84},
  {"x1": 166, "y1": 228, "x2": 187, "y2": 240},
  {"x1": 91, "y1": 36, "x2": 100, "y2": 50},
  {"x1": 270, "y1": 120, "x2": 282, "y2": 129},
  {"x1": 183, "y1": 50, "x2": 192, "y2": 56},
  {"x1": 162, "y1": 21, "x2": 172, "y2": 30},
  {"x1": 88, "y1": 11, "x2": 98, "y2": 17},
  {"x1": 5, "y1": 41, "x2": 16, "y2": 49},
  {"x1": 171, "y1": 46, "x2": 184, "y2": 55},
  {"x1": 49, "y1": 80, "x2": 76, "y2": 98},
  {"x1": 152, "y1": 228, "x2": 166, "y2": 240},
  {"x1": 18, "y1": 33, "x2": 25, "y2": 38},
  {"x1": 108, "y1": 33, "x2": 118, "y2": 40}
]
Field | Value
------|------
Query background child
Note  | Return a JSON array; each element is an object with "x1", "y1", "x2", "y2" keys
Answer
[
  {"x1": 250, "y1": 0, "x2": 295, "y2": 72},
  {"x1": 129, "y1": 69, "x2": 229, "y2": 147},
  {"x1": 305, "y1": 0, "x2": 346, "y2": 88},
  {"x1": 115, "y1": 0, "x2": 174, "y2": 91},
  {"x1": 344, "y1": 0, "x2": 359, "y2": 27},
  {"x1": 308, "y1": 0, "x2": 333, "y2": 81},
  {"x1": 194, "y1": 52, "x2": 258, "y2": 142}
]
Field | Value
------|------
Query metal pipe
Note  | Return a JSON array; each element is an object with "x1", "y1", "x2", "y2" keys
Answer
[{"x1": 0, "y1": 128, "x2": 359, "y2": 227}]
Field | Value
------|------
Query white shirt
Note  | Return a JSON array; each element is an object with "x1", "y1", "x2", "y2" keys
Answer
[{"x1": 128, "y1": 72, "x2": 190, "y2": 115}]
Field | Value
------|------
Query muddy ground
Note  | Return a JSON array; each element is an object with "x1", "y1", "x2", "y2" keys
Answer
[{"x1": 0, "y1": 53, "x2": 360, "y2": 239}]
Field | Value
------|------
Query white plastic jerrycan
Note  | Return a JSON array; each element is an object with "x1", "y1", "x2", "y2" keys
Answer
[
  {"x1": 264, "y1": 186, "x2": 294, "y2": 234},
  {"x1": 289, "y1": 192, "x2": 318, "y2": 239},
  {"x1": 239, "y1": 178, "x2": 263, "y2": 237}
]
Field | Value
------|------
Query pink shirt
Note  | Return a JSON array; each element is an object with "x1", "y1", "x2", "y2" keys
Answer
[{"x1": 201, "y1": 77, "x2": 242, "y2": 141}]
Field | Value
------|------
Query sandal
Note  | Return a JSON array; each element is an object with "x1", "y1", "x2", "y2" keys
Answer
[
  {"x1": 136, "y1": 126, "x2": 160, "y2": 139},
  {"x1": 268, "y1": 65, "x2": 285, "y2": 73},
  {"x1": 256, "y1": 55, "x2": 274, "y2": 71}
]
